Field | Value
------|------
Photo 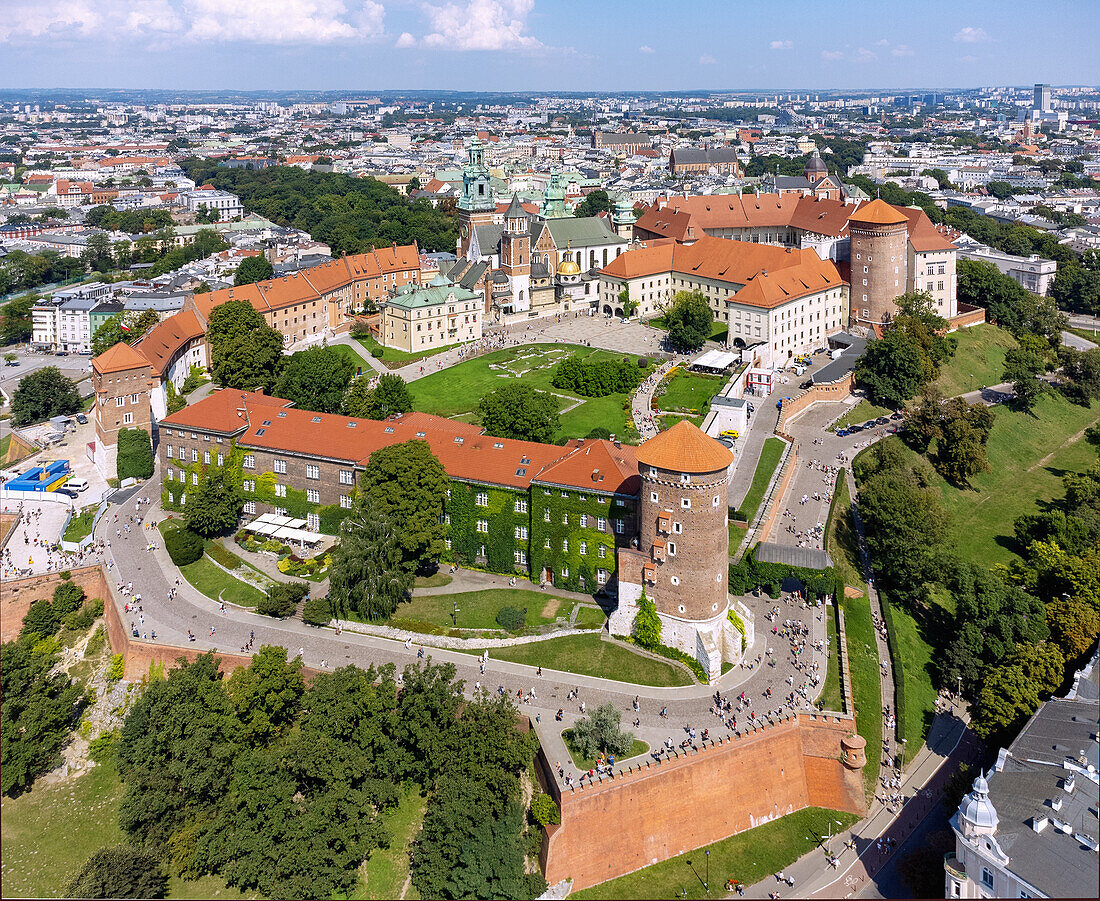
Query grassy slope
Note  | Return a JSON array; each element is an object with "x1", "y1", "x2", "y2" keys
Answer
[
  {"x1": 393, "y1": 588, "x2": 578, "y2": 631},
  {"x1": 734, "y1": 436, "x2": 785, "y2": 520},
  {"x1": 842, "y1": 593, "x2": 882, "y2": 798},
  {"x1": 572, "y1": 807, "x2": 859, "y2": 900},
  {"x1": 818, "y1": 602, "x2": 844, "y2": 714},
  {"x1": 654, "y1": 371, "x2": 726, "y2": 417},
  {"x1": 471, "y1": 633, "x2": 693, "y2": 687},
  {"x1": 179, "y1": 555, "x2": 266, "y2": 608},
  {"x1": 352, "y1": 788, "x2": 427, "y2": 900},
  {"x1": 833, "y1": 400, "x2": 893, "y2": 431},
  {"x1": 886, "y1": 595, "x2": 944, "y2": 764},
  {"x1": 827, "y1": 476, "x2": 863, "y2": 590},
  {"x1": 62, "y1": 506, "x2": 96, "y2": 543},
  {"x1": 934, "y1": 323, "x2": 1017, "y2": 398}
]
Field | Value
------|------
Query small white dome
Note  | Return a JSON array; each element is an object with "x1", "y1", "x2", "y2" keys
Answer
[{"x1": 960, "y1": 773, "x2": 999, "y2": 831}]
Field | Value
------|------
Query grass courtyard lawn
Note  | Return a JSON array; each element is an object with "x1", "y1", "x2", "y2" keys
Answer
[
  {"x1": 327, "y1": 341, "x2": 373, "y2": 375},
  {"x1": 901, "y1": 392, "x2": 1100, "y2": 567},
  {"x1": 818, "y1": 602, "x2": 844, "y2": 714},
  {"x1": 883, "y1": 594, "x2": 944, "y2": 765},
  {"x1": 180, "y1": 555, "x2": 266, "y2": 608},
  {"x1": 934, "y1": 323, "x2": 1017, "y2": 397},
  {"x1": 413, "y1": 571, "x2": 452, "y2": 589},
  {"x1": 352, "y1": 788, "x2": 427, "y2": 900},
  {"x1": 572, "y1": 806, "x2": 859, "y2": 900},
  {"x1": 391, "y1": 588, "x2": 578, "y2": 632},
  {"x1": 573, "y1": 604, "x2": 608, "y2": 629},
  {"x1": 356, "y1": 332, "x2": 460, "y2": 368},
  {"x1": 561, "y1": 731, "x2": 649, "y2": 770},
  {"x1": 833, "y1": 400, "x2": 894, "y2": 431},
  {"x1": 471, "y1": 633, "x2": 693, "y2": 687},
  {"x1": 63, "y1": 506, "x2": 96, "y2": 543},
  {"x1": 0, "y1": 763, "x2": 255, "y2": 900},
  {"x1": 409, "y1": 344, "x2": 646, "y2": 442},
  {"x1": 653, "y1": 370, "x2": 726, "y2": 417},
  {"x1": 826, "y1": 476, "x2": 863, "y2": 591},
  {"x1": 841, "y1": 592, "x2": 882, "y2": 799},
  {"x1": 0, "y1": 431, "x2": 11, "y2": 459},
  {"x1": 733, "y1": 436, "x2": 785, "y2": 521}
]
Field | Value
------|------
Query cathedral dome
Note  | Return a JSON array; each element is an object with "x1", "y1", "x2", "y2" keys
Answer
[
  {"x1": 557, "y1": 258, "x2": 581, "y2": 277},
  {"x1": 805, "y1": 150, "x2": 828, "y2": 179}
]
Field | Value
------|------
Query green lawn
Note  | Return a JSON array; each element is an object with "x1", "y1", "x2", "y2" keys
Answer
[
  {"x1": 841, "y1": 593, "x2": 882, "y2": 798},
  {"x1": 356, "y1": 332, "x2": 462, "y2": 368},
  {"x1": 413, "y1": 571, "x2": 452, "y2": 589},
  {"x1": 0, "y1": 431, "x2": 10, "y2": 460},
  {"x1": 328, "y1": 341, "x2": 373, "y2": 376},
  {"x1": 818, "y1": 602, "x2": 844, "y2": 714},
  {"x1": 180, "y1": 555, "x2": 266, "y2": 608},
  {"x1": 826, "y1": 476, "x2": 863, "y2": 590},
  {"x1": 901, "y1": 392, "x2": 1100, "y2": 566},
  {"x1": 934, "y1": 323, "x2": 1017, "y2": 397},
  {"x1": 572, "y1": 807, "x2": 860, "y2": 900},
  {"x1": 833, "y1": 400, "x2": 894, "y2": 431},
  {"x1": 470, "y1": 633, "x2": 693, "y2": 687},
  {"x1": 391, "y1": 588, "x2": 579, "y2": 632},
  {"x1": 733, "y1": 436, "x2": 786, "y2": 522},
  {"x1": 0, "y1": 763, "x2": 254, "y2": 900},
  {"x1": 883, "y1": 595, "x2": 942, "y2": 765},
  {"x1": 573, "y1": 604, "x2": 608, "y2": 630},
  {"x1": 63, "y1": 506, "x2": 96, "y2": 543},
  {"x1": 653, "y1": 370, "x2": 726, "y2": 417},
  {"x1": 561, "y1": 731, "x2": 649, "y2": 770},
  {"x1": 408, "y1": 344, "x2": 646, "y2": 442},
  {"x1": 353, "y1": 788, "x2": 426, "y2": 900}
]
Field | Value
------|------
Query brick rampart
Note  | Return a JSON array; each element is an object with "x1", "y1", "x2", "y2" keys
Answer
[
  {"x1": 1, "y1": 565, "x2": 110, "y2": 643},
  {"x1": 776, "y1": 372, "x2": 856, "y2": 434},
  {"x1": 759, "y1": 444, "x2": 797, "y2": 544},
  {"x1": 946, "y1": 303, "x2": 986, "y2": 331},
  {"x1": 543, "y1": 713, "x2": 865, "y2": 891}
]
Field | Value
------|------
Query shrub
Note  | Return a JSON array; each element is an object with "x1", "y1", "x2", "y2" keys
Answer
[
  {"x1": 165, "y1": 527, "x2": 204, "y2": 566},
  {"x1": 106, "y1": 654, "x2": 125, "y2": 682},
  {"x1": 585, "y1": 427, "x2": 612, "y2": 440},
  {"x1": 88, "y1": 730, "x2": 119, "y2": 764},
  {"x1": 371, "y1": 347, "x2": 384, "y2": 358},
  {"x1": 85, "y1": 625, "x2": 106, "y2": 657},
  {"x1": 302, "y1": 594, "x2": 332, "y2": 626},
  {"x1": 258, "y1": 581, "x2": 309, "y2": 618},
  {"x1": 116, "y1": 428, "x2": 154, "y2": 481},
  {"x1": 531, "y1": 793, "x2": 561, "y2": 826},
  {"x1": 64, "y1": 598, "x2": 103, "y2": 632},
  {"x1": 551, "y1": 354, "x2": 645, "y2": 397},
  {"x1": 20, "y1": 598, "x2": 60, "y2": 639},
  {"x1": 637, "y1": 356, "x2": 649, "y2": 368},
  {"x1": 632, "y1": 592, "x2": 661, "y2": 650},
  {"x1": 63, "y1": 845, "x2": 167, "y2": 900},
  {"x1": 495, "y1": 605, "x2": 527, "y2": 632},
  {"x1": 568, "y1": 703, "x2": 634, "y2": 758},
  {"x1": 52, "y1": 580, "x2": 85, "y2": 617}
]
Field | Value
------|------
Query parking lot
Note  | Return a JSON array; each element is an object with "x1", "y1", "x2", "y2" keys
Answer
[{"x1": 0, "y1": 346, "x2": 93, "y2": 407}]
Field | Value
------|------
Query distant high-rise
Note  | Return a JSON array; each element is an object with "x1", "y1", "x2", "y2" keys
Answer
[{"x1": 1034, "y1": 83, "x2": 1052, "y2": 112}]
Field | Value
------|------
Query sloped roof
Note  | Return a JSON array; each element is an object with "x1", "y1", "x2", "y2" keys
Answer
[
  {"x1": 847, "y1": 198, "x2": 908, "y2": 225},
  {"x1": 92, "y1": 341, "x2": 150, "y2": 375},
  {"x1": 131, "y1": 309, "x2": 204, "y2": 377},
  {"x1": 538, "y1": 217, "x2": 626, "y2": 248},
  {"x1": 535, "y1": 439, "x2": 640, "y2": 495},
  {"x1": 634, "y1": 420, "x2": 733, "y2": 474}
]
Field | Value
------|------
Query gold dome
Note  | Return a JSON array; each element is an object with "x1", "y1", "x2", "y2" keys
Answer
[{"x1": 557, "y1": 258, "x2": 581, "y2": 276}]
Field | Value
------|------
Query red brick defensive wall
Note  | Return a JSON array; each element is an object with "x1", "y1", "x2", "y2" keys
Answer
[
  {"x1": 1, "y1": 565, "x2": 110, "y2": 643},
  {"x1": 539, "y1": 713, "x2": 866, "y2": 892}
]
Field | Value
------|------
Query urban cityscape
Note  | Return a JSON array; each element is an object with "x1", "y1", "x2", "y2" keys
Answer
[{"x1": 0, "y1": 2, "x2": 1098, "y2": 900}]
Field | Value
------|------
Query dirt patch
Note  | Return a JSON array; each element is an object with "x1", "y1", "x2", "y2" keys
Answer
[
  {"x1": 541, "y1": 597, "x2": 562, "y2": 619},
  {"x1": 844, "y1": 585, "x2": 864, "y2": 599},
  {"x1": 1028, "y1": 426, "x2": 1091, "y2": 472}
]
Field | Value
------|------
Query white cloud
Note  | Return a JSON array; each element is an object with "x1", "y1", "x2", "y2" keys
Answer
[
  {"x1": 396, "y1": 31, "x2": 417, "y2": 47},
  {"x1": 820, "y1": 49, "x2": 843, "y2": 60},
  {"x1": 769, "y1": 39, "x2": 792, "y2": 50},
  {"x1": 639, "y1": 45, "x2": 654, "y2": 53},
  {"x1": 0, "y1": 0, "x2": 385, "y2": 45},
  {"x1": 875, "y1": 38, "x2": 889, "y2": 46},
  {"x1": 421, "y1": 0, "x2": 542, "y2": 51},
  {"x1": 953, "y1": 26, "x2": 990, "y2": 43},
  {"x1": 959, "y1": 54, "x2": 978, "y2": 64},
  {"x1": 854, "y1": 47, "x2": 876, "y2": 62},
  {"x1": 699, "y1": 53, "x2": 716, "y2": 64},
  {"x1": 892, "y1": 44, "x2": 914, "y2": 56}
]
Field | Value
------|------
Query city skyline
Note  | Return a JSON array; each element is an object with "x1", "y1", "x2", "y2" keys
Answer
[{"x1": 0, "y1": 0, "x2": 1097, "y2": 92}]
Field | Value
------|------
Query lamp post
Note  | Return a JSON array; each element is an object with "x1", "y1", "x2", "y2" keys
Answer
[
  {"x1": 452, "y1": 600, "x2": 459, "y2": 627},
  {"x1": 705, "y1": 849, "x2": 710, "y2": 893}
]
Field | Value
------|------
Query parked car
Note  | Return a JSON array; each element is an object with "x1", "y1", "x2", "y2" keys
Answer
[
  {"x1": 55, "y1": 350, "x2": 69, "y2": 356},
  {"x1": 836, "y1": 429, "x2": 849, "y2": 437},
  {"x1": 719, "y1": 429, "x2": 739, "y2": 439},
  {"x1": 56, "y1": 488, "x2": 79, "y2": 500},
  {"x1": 890, "y1": 412, "x2": 904, "y2": 420},
  {"x1": 4, "y1": 358, "x2": 18, "y2": 366},
  {"x1": 75, "y1": 413, "x2": 88, "y2": 425},
  {"x1": 847, "y1": 424, "x2": 863, "y2": 433},
  {"x1": 862, "y1": 421, "x2": 878, "y2": 430},
  {"x1": 875, "y1": 417, "x2": 889, "y2": 425}
]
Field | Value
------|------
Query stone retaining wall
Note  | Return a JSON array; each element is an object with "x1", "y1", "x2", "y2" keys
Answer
[{"x1": 1, "y1": 565, "x2": 109, "y2": 643}]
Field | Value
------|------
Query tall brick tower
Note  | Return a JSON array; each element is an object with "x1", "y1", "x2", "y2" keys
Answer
[
  {"x1": 847, "y1": 199, "x2": 909, "y2": 328},
  {"x1": 611, "y1": 420, "x2": 752, "y2": 679},
  {"x1": 500, "y1": 194, "x2": 531, "y2": 311}
]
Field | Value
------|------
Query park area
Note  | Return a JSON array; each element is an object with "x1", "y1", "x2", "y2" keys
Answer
[
  {"x1": 158, "y1": 520, "x2": 271, "y2": 608},
  {"x1": 409, "y1": 344, "x2": 648, "y2": 442},
  {"x1": 932, "y1": 323, "x2": 1017, "y2": 398},
  {"x1": 386, "y1": 588, "x2": 603, "y2": 635},
  {"x1": 652, "y1": 368, "x2": 726, "y2": 428}
]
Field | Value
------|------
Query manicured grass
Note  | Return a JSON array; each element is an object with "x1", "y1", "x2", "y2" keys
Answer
[
  {"x1": 0, "y1": 431, "x2": 10, "y2": 459},
  {"x1": 357, "y1": 332, "x2": 460, "y2": 368},
  {"x1": 733, "y1": 436, "x2": 785, "y2": 522},
  {"x1": 827, "y1": 476, "x2": 863, "y2": 590},
  {"x1": 572, "y1": 806, "x2": 859, "y2": 900},
  {"x1": 180, "y1": 555, "x2": 266, "y2": 608},
  {"x1": 899, "y1": 392, "x2": 1100, "y2": 566},
  {"x1": 352, "y1": 788, "x2": 426, "y2": 900},
  {"x1": 413, "y1": 571, "x2": 452, "y2": 589},
  {"x1": 572, "y1": 604, "x2": 608, "y2": 630},
  {"x1": 833, "y1": 400, "x2": 894, "y2": 431},
  {"x1": 818, "y1": 602, "x2": 844, "y2": 714},
  {"x1": 392, "y1": 588, "x2": 576, "y2": 632},
  {"x1": 472, "y1": 633, "x2": 693, "y2": 687},
  {"x1": 841, "y1": 593, "x2": 882, "y2": 798},
  {"x1": 63, "y1": 506, "x2": 96, "y2": 543},
  {"x1": 561, "y1": 731, "x2": 648, "y2": 770},
  {"x1": 327, "y1": 341, "x2": 373, "y2": 376},
  {"x1": 653, "y1": 369, "x2": 726, "y2": 416},
  {"x1": 934, "y1": 323, "x2": 1017, "y2": 397},
  {"x1": 884, "y1": 597, "x2": 941, "y2": 765}
]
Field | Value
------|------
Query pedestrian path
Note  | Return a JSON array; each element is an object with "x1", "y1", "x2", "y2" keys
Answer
[{"x1": 631, "y1": 359, "x2": 674, "y2": 440}]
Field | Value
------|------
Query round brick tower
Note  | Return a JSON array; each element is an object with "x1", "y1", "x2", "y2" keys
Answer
[
  {"x1": 633, "y1": 420, "x2": 734, "y2": 622},
  {"x1": 847, "y1": 199, "x2": 909, "y2": 328}
]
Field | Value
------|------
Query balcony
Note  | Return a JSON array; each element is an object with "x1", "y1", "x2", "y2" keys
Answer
[{"x1": 943, "y1": 853, "x2": 967, "y2": 882}]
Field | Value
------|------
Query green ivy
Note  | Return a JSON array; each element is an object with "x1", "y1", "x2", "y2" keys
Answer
[
  {"x1": 728, "y1": 545, "x2": 836, "y2": 598},
  {"x1": 443, "y1": 480, "x2": 525, "y2": 575},
  {"x1": 529, "y1": 486, "x2": 629, "y2": 593}
]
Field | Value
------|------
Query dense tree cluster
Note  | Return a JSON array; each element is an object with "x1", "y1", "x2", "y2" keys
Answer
[
  {"x1": 551, "y1": 354, "x2": 645, "y2": 397},
  {"x1": 205, "y1": 299, "x2": 284, "y2": 393},
  {"x1": 90, "y1": 310, "x2": 160, "y2": 356},
  {"x1": 477, "y1": 382, "x2": 560, "y2": 443},
  {"x1": 181, "y1": 161, "x2": 458, "y2": 256},
  {"x1": 568, "y1": 703, "x2": 635, "y2": 759},
  {"x1": 905, "y1": 388, "x2": 996, "y2": 486},
  {"x1": 10, "y1": 366, "x2": 81, "y2": 426},
  {"x1": 1050, "y1": 249, "x2": 1100, "y2": 316},
  {"x1": 0, "y1": 294, "x2": 35, "y2": 344},
  {"x1": 116, "y1": 428, "x2": 154, "y2": 482},
  {"x1": 342, "y1": 372, "x2": 413, "y2": 419},
  {"x1": 662, "y1": 290, "x2": 714, "y2": 353},
  {"x1": 956, "y1": 260, "x2": 1065, "y2": 340},
  {"x1": 273, "y1": 344, "x2": 356, "y2": 414},
  {"x1": 573, "y1": 190, "x2": 611, "y2": 218},
  {"x1": 115, "y1": 653, "x2": 543, "y2": 899},
  {"x1": 233, "y1": 254, "x2": 274, "y2": 286}
]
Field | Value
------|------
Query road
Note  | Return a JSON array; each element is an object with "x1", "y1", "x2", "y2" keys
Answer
[{"x1": 0, "y1": 345, "x2": 94, "y2": 406}]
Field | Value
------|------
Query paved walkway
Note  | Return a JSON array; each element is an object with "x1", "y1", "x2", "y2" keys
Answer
[{"x1": 631, "y1": 360, "x2": 674, "y2": 440}]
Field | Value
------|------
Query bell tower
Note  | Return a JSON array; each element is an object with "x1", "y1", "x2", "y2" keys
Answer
[
  {"x1": 457, "y1": 137, "x2": 495, "y2": 257},
  {"x1": 500, "y1": 194, "x2": 531, "y2": 312}
]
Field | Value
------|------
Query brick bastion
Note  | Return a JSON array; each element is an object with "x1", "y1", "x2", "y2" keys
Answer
[{"x1": 535, "y1": 712, "x2": 866, "y2": 892}]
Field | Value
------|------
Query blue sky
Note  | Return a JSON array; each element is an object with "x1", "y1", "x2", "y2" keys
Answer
[{"x1": 0, "y1": 0, "x2": 1095, "y2": 92}]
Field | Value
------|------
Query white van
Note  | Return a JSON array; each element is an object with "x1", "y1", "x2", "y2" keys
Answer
[{"x1": 67, "y1": 478, "x2": 89, "y2": 492}]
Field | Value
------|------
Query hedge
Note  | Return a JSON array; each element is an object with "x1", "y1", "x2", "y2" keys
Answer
[
  {"x1": 116, "y1": 428, "x2": 153, "y2": 481},
  {"x1": 258, "y1": 581, "x2": 309, "y2": 618},
  {"x1": 165, "y1": 527, "x2": 203, "y2": 566},
  {"x1": 878, "y1": 590, "x2": 906, "y2": 749},
  {"x1": 728, "y1": 545, "x2": 836, "y2": 598}
]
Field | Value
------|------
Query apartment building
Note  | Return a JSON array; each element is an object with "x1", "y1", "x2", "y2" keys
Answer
[
  {"x1": 183, "y1": 189, "x2": 243, "y2": 221},
  {"x1": 31, "y1": 282, "x2": 112, "y2": 352},
  {"x1": 954, "y1": 238, "x2": 1057, "y2": 296}
]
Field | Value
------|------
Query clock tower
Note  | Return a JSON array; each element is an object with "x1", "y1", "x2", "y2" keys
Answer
[{"x1": 457, "y1": 137, "x2": 496, "y2": 257}]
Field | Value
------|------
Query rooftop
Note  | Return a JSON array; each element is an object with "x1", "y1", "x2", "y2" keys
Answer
[{"x1": 634, "y1": 419, "x2": 733, "y2": 474}]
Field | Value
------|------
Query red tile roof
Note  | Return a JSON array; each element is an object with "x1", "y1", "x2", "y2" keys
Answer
[
  {"x1": 847, "y1": 198, "x2": 908, "y2": 226},
  {"x1": 92, "y1": 341, "x2": 151, "y2": 375},
  {"x1": 635, "y1": 420, "x2": 733, "y2": 474},
  {"x1": 131, "y1": 310, "x2": 203, "y2": 377}
]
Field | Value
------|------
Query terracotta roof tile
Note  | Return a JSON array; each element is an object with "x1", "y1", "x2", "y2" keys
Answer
[
  {"x1": 847, "y1": 198, "x2": 908, "y2": 226},
  {"x1": 634, "y1": 420, "x2": 733, "y2": 474},
  {"x1": 92, "y1": 341, "x2": 151, "y2": 375},
  {"x1": 131, "y1": 310, "x2": 203, "y2": 377}
]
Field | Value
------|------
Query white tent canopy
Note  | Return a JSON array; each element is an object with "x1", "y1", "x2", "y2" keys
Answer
[
  {"x1": 244, "y1": 514, "x2": 322, "y2": 546},
  {"x1": 689, "y1": 350, "x2": 738, "y2": 372}
]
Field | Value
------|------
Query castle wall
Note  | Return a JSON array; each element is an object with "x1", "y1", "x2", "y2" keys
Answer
[{"x1": 1, "y1": 565, "x2": 110, "y2": 643}]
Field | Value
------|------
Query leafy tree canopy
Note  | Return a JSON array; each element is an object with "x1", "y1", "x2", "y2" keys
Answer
[
  {"x1": 206, "y1": 299, "x2": 284, "y2": 392},
  {"x1": 663, "y1": 290, "x2": 713, "y2": 353},
  {"x1": 273, "y1": 345, "x2": 355, "y2": 414},
  {"x1": 477, "y1": 382, "x2": 560, "y2": 444},
  {"x1": 234, "y1": 255, "x2": 274, "y2": 286},
  {"x1": 11, "y1": 366, "x2": 81, "y2": 426}
]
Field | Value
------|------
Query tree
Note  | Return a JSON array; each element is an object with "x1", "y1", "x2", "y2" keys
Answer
[
  {"x1": 1059, "y1": 346, "x2": 1100, "y2": 402},
  {"x1": 663, "y1": 290, "x2": 713, "y2": 352},
  {"x1": 206, "y1": 299, "x2": 284, "y2": 392},
  {"x1": 81, "y1": 232, "x2": 114, "y2": 273},
  {"x1": 234, "y1": 255, "x2": 274, "y2": 286},
  {"x1": 568, "y1": 703, "x2": 635, "y2": 759},
  {"x1": 91, "y1": 310, "x2": 157, "y2": 355},
  {"x1": 935, "y1": 398, "x2": 995, "y2": 486},
  {"x1": 971, "y1": 644, "x2": 1065, "y2": 741},
  {"x1": 273, "y1": 345, "x2": 355, "y2": 414},
  {"x1": 368, "y1": 372, "x2": 413, "y2": 418},
  {"x1": 257, "y1": 582, "x2": 309, "y2": 619},
  {"x1": 329, "y1": 497, "x2": 412, "y2": 620},
  {"x1": 10, "y1": 366, "x2": 81, "y2": 426},
  {"x1": 0, "y1": 295, "x2": 35, "y2": 344},
  {"x1": 165, "y1": 527, "x2": 204, "y2": 566},
  {"x1": 1046, "y1": 597, "x2": 1100, "y2": 661},
  {"x1": 986, "y1": 180, "x2": 1014, "y2": 200},
  {"x1": 477, "y1": 383, "x2": 559, "y2": 443},
  {"x1": 341, "y1": 374, "x2": 376, "y2": 417},
  {"x1": 184, "y1": 462, "x2": 243, "y2": 537},
  {"x1": 116, "y1": 428, "x2": 153, "y2": 481},
  {"x1": 225, "y1": 645, "x2": 304, "y2": 742},
  {"x1": 633, "y1": 591, "x2": 662, "y2": 650},
  {"x1": 1003, "y1": 342, "x2": 1048, "y2": 412},
  {"x1": 574, "y1": 189, "x2": 611, "y2": 218},
  {"x1": 62, "y1": 845, "x2": 168, "y2": 899},
  {"x1": 360, "y1": 440, "x2": 448, "y2": 573},
  {"x1": 855, "y1": 330, "x2": 926, "y2": 407},
  {"x1": 301, "y1": 594, "x2": 332, "y2": 626}
]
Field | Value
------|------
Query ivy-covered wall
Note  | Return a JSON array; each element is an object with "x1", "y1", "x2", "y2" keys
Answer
[
  {"x1": 443, "y1": 479, "x2": 527, "y2": 575},
  {"x1": 529, "y1": 485, "x2": 632, "y2": 593}
]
